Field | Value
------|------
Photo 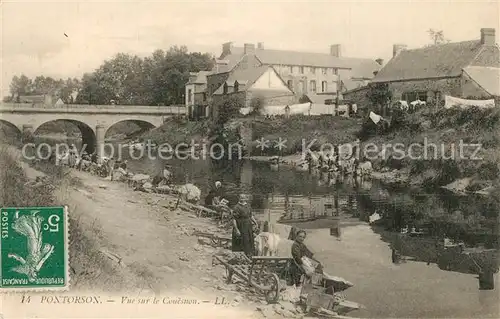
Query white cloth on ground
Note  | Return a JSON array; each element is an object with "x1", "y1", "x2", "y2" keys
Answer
[{"x1": 369, "y1": 111, "x2": 382, "y2": 124}]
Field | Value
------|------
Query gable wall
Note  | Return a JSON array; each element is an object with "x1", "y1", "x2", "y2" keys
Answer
[
  {"x1": 461, "y1": 72, "x2": 493, "y2": 98},
  {"x1": 251, "y1": 68, "x2": 290, "y2": 91}
]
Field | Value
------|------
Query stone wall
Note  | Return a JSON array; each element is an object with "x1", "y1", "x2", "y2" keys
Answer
[
  {"x1": 387, "y1": 77, "x2": 463, "y2": 103},
  {"x1": 246, "y1": 91, "x2": 296, "y2": 107},
  {"x1": 343, "y1": 86, "x2": 370, "y2": 113}
]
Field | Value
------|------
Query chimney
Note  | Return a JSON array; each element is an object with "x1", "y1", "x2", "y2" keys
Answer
[
  {"x1": 189, "y1": 72, "x2": 198, "y2": 82},
  {"x1": 480, "y1": 28, "x2": 495, "y2": 45},
  {"x1": 244, "y1": 43, "x2": 256, "y2": 55},
  {"x1": 393, "y1": 44, "x2": 407, "y2": 58},
  {"x1": 257, "y1": 42, "x2": 264, "y2": 50},
  {"x1": 222, "y1": 42, "x2": 233, "y2": 55},
  {"x1": 330, "y1": 44, "x2": 342, "y2": 57},
  {"x1": 375, "y1": 58, "x2": 384, "y2": 66}
]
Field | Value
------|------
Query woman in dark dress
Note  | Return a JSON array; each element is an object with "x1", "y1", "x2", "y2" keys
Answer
[
  {"x1": 231, "y1": 194, "x2": 258, "y2": 257},
  {"x1": 290, "y1": 230, "x2": 323, "y2": 286}
]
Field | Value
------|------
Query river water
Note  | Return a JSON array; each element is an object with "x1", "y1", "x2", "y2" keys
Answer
[
  {"x1": 119, "y1": 151, "x2": 499, "y2": 319},
  {"x1": 35, "y1": 137, "x2": 500, "y2": 318}
]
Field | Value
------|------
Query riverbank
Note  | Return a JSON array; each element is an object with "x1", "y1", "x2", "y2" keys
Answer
[
  {"x1": 1, "y1": 144, "x2": 332, "y2": 319},
  {"x1": 245, "y1": 106, "x2": 499, "y2": 196}
]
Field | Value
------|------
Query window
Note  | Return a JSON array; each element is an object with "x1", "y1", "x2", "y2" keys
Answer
[
  {"x1": 402, "y1": 91, "x2": 428, "y2": 102},
  {"x1": 299, "y1": 80, "x2": 306, "y2": 93},
  {"x1": 287, "y1": 80, "x2": 293, "y2": 89},
  {"x1": 223, "y1": 83, "x2": 228, "y2": 94},
  {"x1": 322, "y1": 68, "x2": 327, "y2": 75},
  {"x1": 202, "y1": 92, "x2": 207, "y2": 101},
  {"x1": 187, "y1": 89, "x2": 192, "y2": 103},
  {"x1": 299, "y1": 66, "x2": 304, "y2": 74},
  {"x1": 321, "y1": 81, "x2": 328, "y2": 93},
  {"x1": 311, "y1": 67, "x2": 316, "y2": 74},
  {"x1": 289, "y1": 66, "x2": 294, "y2": 73},
  {"x1": 310, "y1": 80, "x2": 316, "y2": 93},
  {"x1": 332, "y1": 68, "x2": 338, "y2": 75},
  {"x1": 234, "y1": 82, "x2": 239, "y2": 93}
]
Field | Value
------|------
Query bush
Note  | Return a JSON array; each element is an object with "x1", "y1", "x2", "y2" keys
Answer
[
  {"x1": 215, "y1": 95, "x2": 244, "y2": 125},
  {"x1": 0, "y1": 146, "x2": 54, "y2": 207},
  {"x1": 249, "y1": 95, "x2": 265, "y2": 115},
  {"x1": 477, "y1": 162, "x2": 500, "y2": 180}
]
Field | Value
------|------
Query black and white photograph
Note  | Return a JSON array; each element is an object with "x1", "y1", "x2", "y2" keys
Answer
[{"x1": 0, "y1": 1, "x2": 499, "y2": 318}]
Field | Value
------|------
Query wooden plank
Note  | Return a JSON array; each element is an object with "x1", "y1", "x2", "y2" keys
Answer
[
  {"x1": 306, "y1": 290, "x2": 336, "y2": 310},
  {"x1": 251, "y1": 256, "x2": 293, "y2": 262}
]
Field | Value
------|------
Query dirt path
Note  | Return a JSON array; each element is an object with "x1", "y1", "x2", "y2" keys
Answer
[
  {"x1": 2, "y1": 143, "x2": 306, "y2": 318},
  {"x1": 56, "y1": 168, "x2": 270, "y2": 317}
]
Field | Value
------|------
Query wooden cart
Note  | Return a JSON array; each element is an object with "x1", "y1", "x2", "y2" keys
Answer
[
  {"x1": 213, "y1": 254, "x2": 292, "y2": 304},
  {"x1": 193, "y1": 231, "x2": 232, "y2": 249}
]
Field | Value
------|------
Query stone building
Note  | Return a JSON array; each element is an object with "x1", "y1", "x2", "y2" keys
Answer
[
  {"x1": 218, "y1": 42, "x2": 381, "y2": 103},
  {"x1": 372, "y1": 28, "x2": 500, "y2": 104},
  {"x1": 185, "y1": 71, "x2": 210, "y2": 118},
  {"x1": 208, "y1": 54, "x2": 296, "y2": 120},
  {"x1": 187, "y1": 42, "x2": 382, "y2": 118}
]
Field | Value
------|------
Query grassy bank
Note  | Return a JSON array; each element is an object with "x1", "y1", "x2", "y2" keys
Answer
[
  {"x1": 360, "y1": 106, "x2": 500, "y2": 190},
  {"x1": 141, "y1": 117, "x2": 212, "y2": 145},
  {"x1": 249, "y1": 115, "x2": 362, "y2": 156},
  {"x1": 0, "y1": 145, "x2": 133, "y2": 291}
]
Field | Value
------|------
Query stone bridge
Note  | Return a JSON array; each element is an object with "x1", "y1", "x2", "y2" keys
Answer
[{"x1": 0, "y1": 103, "x2": 186, "y2": 156}]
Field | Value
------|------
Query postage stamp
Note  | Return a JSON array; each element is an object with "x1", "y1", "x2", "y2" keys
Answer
[{"x1": 0, "y1": 206, "x2": 69, "y2": 291}]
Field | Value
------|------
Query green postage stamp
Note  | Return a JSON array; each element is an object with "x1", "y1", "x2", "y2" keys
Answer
[{"x1": 0, "y1": 206, "x2": 69, "y2": 291}]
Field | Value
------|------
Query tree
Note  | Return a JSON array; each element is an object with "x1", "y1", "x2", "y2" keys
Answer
[
  {"x1": 215, "y1": 95, "x2": 244, "y2": 125},
  {"x1": 75, "y1": 46, "x2": 214, "y2": 105},
  {"x1": 9, "y1": 75, "x2": 32, "y2": 97},
  {"x1": 249, "y1": 95, "x2": 265, "y2": 116},
  {"x1": 366, "y1": 83, "x2": 392, "y2": 116},
  {"x1": 9, "y1": 45, "x2": 215, "y2": 106},
  {"x1": 427, "y1": 29, "x2": 450, "y2": 46}
]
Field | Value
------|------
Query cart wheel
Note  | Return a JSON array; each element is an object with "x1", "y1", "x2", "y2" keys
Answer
[{"x1": 263, "y1": 273, "x2": 280, "y2": 304}]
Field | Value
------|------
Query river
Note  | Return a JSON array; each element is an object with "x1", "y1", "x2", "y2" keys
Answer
[{"x1": 35, "y1": 137, "x2": 500, "y2": 318}]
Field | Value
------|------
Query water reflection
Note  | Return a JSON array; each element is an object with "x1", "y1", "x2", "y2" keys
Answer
[
  {"x1": 125, "y1": 158, "x2": 499, "y2": 292},
  {"x1": 32, "y1": 138, "x2": 499, "y2": 317}
]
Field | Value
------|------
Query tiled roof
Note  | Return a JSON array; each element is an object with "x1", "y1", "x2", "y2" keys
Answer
[
  {"x1": 220, "y1": 46, "x2": 378, "y2": 70},
  {"x1": 187, "y1": 71, "x2": 211, "y2": 84},
  {"x1": 341, "y1": 78, "x2": 366, "y2": 91},
  {"x1": 339, "y1": 58, "x2": 382, "y2": 79},
  {"x1": 372, "y1": 40, "x2": 487, "y2": 83},
  {"x1": 212, "y1": 54, "x2": 244, "y2": 73},
  {"x1": 213, "y1": 63, "x2": 269, "y2": 95},
  {"x1": 470, "y1": 45, "x2": 500, "y2": 68},
  {"x1": 343, "y1": 85, "x2": 369, "y2": 95},
  {"x1": 463, "y1": 66, "x2": 500, "y2": 96}
]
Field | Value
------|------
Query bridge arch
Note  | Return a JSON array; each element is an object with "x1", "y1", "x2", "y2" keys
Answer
[
  {"x1": 0, "y1": 120, "x2": 22, "y2": 144},
  {"x1": 105, "y1": 119, "x2": 156, "y2": 140},
  {"x1": 34, "y1": 119, "x2": 97, "y2": 154}
]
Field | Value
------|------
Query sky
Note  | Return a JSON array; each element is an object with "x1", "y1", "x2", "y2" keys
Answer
[{"x1": 1, "y1": 0, "x2": 499, "y2": 97}]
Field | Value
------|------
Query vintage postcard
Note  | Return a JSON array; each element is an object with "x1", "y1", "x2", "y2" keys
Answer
[{"x1": 0, "y1": 0, "x2": 499, "y2": 318}]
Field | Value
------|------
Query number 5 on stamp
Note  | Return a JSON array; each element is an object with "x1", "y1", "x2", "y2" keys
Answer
[{"x1": 0, "y1": 206, "x2": 69, "y2": 291}]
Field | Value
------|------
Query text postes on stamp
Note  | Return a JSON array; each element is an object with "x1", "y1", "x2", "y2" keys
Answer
[{"x1": 0, "y1": 206, "x2": 69, "y2": 291}]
